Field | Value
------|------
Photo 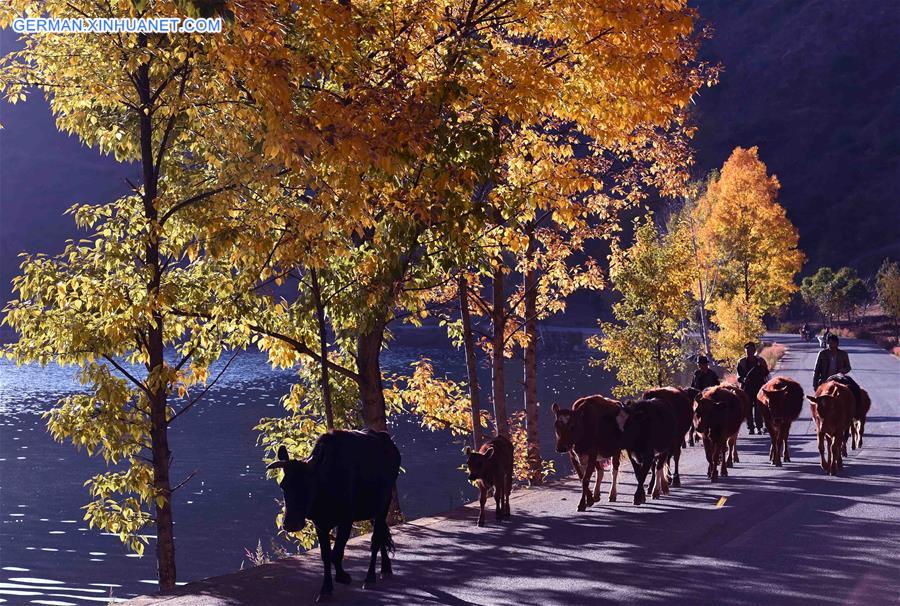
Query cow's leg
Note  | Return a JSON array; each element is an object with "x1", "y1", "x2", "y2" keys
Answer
[
  {"x1": 652, "y1": 456, "x2": 668, "y2": 499},
  {"x1": 841, "y1": 427, "x2": 849, "y2": 457},
  {"x1": 592, "y1": 459, "x2": 606, "y2": 503},
  {"x1": 834, "y1": 440, "x2": 847, "y2": 475},
  {"x1": 769, "y1": 427, "x2": 783, "y2": 467},
  {"x1": 315, "y1": 525, "x2": 334, "y2": 601},
  {"x1": 578, "y1": 453, "x2": 597, "y2": 511},
  {"x1": 609, "y1": 454, "x2": 620, "y2": 502},
  {"x1": 783, "y1": 424, "x2": 792, "y2": 463},
  {"x1": 830, "y1": 436, "x2": 841, "y2": 475},
  {"x1": 504, "y1": 471, "x2": 512, "y2": 517},
  {"x1": 661, "y1": 454, "x2": 671, "y2": 495},
  {"x1": 630, "y1": 454, "x2": 648, "y2": 505},
  {"x1": 671, "y1": 446, "x2": 682, "y2": 488},
  {"x1": 377, "y1": 518, "x2": 394, "y2": 580},
  {"x1": 494, "y1": 476, "x2": 503, "y2": 522},
  {"x1": 365, "y1": 518, "x2": 389, "y2": 587},
  {"x1": 817, "y1": 431, "x2": 828, "y2": 472},
  {"x1": 731, "y1": 432, "x2": 740, "y2": 464},
  {"x1": 477, "y1": 484, "x2": 487, "y2": 526},
  {"x1": 331, "y1": 522, "x2": 353, "y2": 585},
  {"x1": 858, "y1": 418, "x2": 866, "y2": 449},
  {"x1": 702, "y1": 436, "x2": 715, "y2": 480},
  {"x1": 721, "y1": 438, "x2": 730, "y2": 477},
  {"x1": 570, "y1": 450, "x2": 584, "y2": 479}
]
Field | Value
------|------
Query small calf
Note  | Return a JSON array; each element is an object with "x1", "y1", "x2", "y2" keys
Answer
[{"x1": 465, "y1": 435, "x2": 514, "y2": 526}]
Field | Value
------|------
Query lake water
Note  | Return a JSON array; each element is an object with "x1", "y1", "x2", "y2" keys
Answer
[{"x1": 0, "y1": 337, "x2": 614, "y2": 603}]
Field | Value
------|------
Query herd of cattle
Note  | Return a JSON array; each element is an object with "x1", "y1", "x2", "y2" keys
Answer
[
  {"x1": 268, "y1": 374, "x2": 871, "y2": 601},
  {"x1": 465, "y1": 374, "x2": 871, "y2": 525}
]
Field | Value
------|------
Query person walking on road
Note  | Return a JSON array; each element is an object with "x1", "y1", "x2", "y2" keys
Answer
[
  {"x1": 691, "y1": 355, "x2": 720, "y2": 391},
  {"x1": 737, "y1": 342, "x2": 769, "y2": 434}
]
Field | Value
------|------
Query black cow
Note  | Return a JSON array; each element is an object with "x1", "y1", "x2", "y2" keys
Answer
[
  {"x1": 619, "y1": 398, "x2": 680, "y2": 505},
  {"x1": 267, "y1": 429, "x2": 401, "y2": 602},
  {"x1": 642, "y1": 387, "x2": 693, "y2": 486}
]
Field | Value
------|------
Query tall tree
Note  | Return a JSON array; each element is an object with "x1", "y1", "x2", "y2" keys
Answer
[
  {"x1": 0, "y1": 0, "x2": 309, "y2": 589},
  {"x1": 589, "y1": 215, "x2": 694, "y2": 397},
  {"x1": 694, "y1": 147, "x2": 804, "y2": 365},
  {"x1": 244, "y1": 0, "x2": 715, "y2": 467}
]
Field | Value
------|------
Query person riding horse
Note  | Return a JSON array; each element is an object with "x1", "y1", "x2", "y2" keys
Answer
[{"x1": 737, "y1": 341, "x2": 770, "y2": 434}]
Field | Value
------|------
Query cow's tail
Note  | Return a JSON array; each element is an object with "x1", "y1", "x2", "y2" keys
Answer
[{"x1": 375, "y1": 520, "x2": 395, "y2": 555}]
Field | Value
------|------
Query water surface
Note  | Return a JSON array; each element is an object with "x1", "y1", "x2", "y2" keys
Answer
[{"x1": 0, "y1": 338, "x2": 612, "y2": 602}]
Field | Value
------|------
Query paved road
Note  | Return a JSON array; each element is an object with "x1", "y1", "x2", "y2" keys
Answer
[{"x1": 128, "y1": 334, "x2": 900, "y2": 606}]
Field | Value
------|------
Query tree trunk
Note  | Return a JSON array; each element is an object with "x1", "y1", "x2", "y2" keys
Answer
[
  {"x1": 697, "y1": 277, "x2": 711, "y2": 357},
  {"x1": 310, "y1": 269, "x2": 333, "y2": 431},
  {"x1": 458, "y1": 276, "x2": 483, "y2": 449},
  {"x1": 743, "y1": 263, "x2": 750, "y2": 303},
  {"x1": 523, "y1": 229, "x2": 541, "y2": 484},
  {"x1": 136, "y1": 49, "x2": 177, "y2": 592},
  {"x1": 355, "y1": 323, "x2": 403, "y2": 523},
  {"x1": 491, "y1": 263, "x2": 509, "y2": 437},
  {"x1": 149, "y1": 389, "x2": 177, "y2": 591}
]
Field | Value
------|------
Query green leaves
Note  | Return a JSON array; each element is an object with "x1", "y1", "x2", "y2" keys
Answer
[{"x1": 589, "y1": 215, "x2": 694, "y2": 397}]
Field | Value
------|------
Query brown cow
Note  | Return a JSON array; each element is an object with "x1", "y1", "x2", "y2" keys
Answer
[
  {"x1": 465, "y1": 435, "x2": 514, "y2": 527},
  {"x1": 692, "y1": 386, "x2": 744, "y2": 482},
  {"x1": 806, "y1": 381, "x2": 855, "y2": 475},
  {"x1": 757, "y1": 377, "x2": 804, "y2": 466},
  {"x1": 718, "y1": 383, "x2": 750, "y2": 467},
  {"x1": 552, "y1": 396, "x2": 624, "y2": 511},
  {"x1": 642, "y1": 387, "x2": 692, "y2": 487}
]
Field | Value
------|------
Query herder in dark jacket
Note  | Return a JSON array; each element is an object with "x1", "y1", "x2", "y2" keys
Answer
[
  {"x1": 691, "y1": 355, "x2": 720, "y2": 391},
  {"x1": 737, "y1": 342, "x2": 770, "y2": 434},
  {"x1": 813, "y1": 334, "x2": 861, "y2": 401},
  {"x1": 813, "y1": 334, "x2": 851, "y2": 387}
]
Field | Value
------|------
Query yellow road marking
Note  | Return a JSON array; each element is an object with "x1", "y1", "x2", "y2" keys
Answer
[{"x1": 716, "y1": 496, "x2": 728, "y2": 508}]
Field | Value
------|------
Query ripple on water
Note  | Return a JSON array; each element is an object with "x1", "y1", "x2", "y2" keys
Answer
[
  {"x1": 8, "y1": 578, "x2": 64, "y2": 585},
  {"x1": 1, "y1": 567, "x2": 29, "y2": 572}
]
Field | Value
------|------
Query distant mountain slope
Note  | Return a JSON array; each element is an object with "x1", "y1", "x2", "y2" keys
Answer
[{"x1": 692, "y1": 0, "x2": 900, "y2": 274}]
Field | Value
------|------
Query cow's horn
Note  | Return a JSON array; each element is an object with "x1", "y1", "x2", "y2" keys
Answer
[{"x1": 266, "y1": 460, "x2": 287, "y2": 470}]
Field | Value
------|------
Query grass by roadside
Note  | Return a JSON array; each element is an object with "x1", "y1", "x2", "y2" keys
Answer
[{"x1": 760, "y1": 342, "x2": 787, "y2": 371}]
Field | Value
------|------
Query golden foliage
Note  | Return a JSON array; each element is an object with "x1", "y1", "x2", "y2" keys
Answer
[
  {"x1": 694, "y1": 147, "x2": 804, "y2": 312},
  {"x1": 709, "y1": 296, "x2": 766, "y2": 368}
]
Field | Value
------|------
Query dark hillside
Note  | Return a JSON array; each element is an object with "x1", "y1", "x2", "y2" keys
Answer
[{"x1": 692, "y1": 0, "x2": 900, "y2": 274}]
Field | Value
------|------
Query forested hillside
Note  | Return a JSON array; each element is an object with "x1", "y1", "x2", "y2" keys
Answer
[{"x1": 693, "y1": 0, "x2": 899, "y2": 273}]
